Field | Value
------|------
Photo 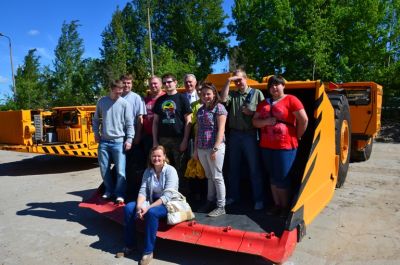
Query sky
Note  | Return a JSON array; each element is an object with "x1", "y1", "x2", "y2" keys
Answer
[{"x1": 0, "y1": 0, "x2": 235, "y2": 102}]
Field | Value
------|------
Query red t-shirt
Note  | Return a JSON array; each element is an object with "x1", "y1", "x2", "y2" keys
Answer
[
  {"x1": 256, "y1": 95, "x2": 304, "y2": 149},
  {"x1": 143, "y1": 91, "x2": 165, "y2": 135}
]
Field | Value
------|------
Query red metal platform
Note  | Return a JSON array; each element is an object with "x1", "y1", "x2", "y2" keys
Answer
[{"x1": 79, "y1": 189, "x2": 298, "y2": 263}]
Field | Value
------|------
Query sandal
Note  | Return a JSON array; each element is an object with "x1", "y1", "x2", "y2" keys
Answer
[{"x1": 115, "y1": 246, "x2": 136, "y2": 258}]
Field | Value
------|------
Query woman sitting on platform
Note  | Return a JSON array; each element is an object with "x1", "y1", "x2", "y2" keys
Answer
[{"x1": 118, "y1": 145, "x2": 178, "y2": 265}]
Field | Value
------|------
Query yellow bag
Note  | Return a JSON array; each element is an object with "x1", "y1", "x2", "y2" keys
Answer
[{"x1": 184, "y1": 158, "x2": 205, "y2": 179}]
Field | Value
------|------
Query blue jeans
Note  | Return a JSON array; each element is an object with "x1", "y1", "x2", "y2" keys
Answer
[
  {"x1": 124, "y1": 201, "x2": 168, "y2": 254},
  {"x1": 98, "y1": 140, "x2": 126, "y2": 198},
  {"x1": 261, "y1": 148, "x2": 297, "y2": 189},
  {"x1": 227, "y1": 130, "x2": 264, "y2": 203}
]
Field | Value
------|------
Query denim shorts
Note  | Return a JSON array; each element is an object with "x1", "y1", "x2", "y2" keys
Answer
[{"x1": 261, "y1": 148, "x2": 297, "y2": 189}]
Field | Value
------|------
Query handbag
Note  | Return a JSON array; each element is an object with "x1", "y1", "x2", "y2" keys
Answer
[
  {"x1": 184, "y1": 158, "x2": 206, "y2": 179},
  {"x1": 163, "y1": 188, "x2": 195, "y2": 225}
]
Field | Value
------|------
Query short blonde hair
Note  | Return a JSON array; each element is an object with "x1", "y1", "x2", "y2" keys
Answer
[{"x1": 233, "y1": 69, "x2": 247, "y2": 78}]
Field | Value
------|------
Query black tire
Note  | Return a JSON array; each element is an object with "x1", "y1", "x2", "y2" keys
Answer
[
  {"x1": 328, "y1": 94, "x2": 352, "y2": 188},
  {"x1": 351, "y1": 138, "x2": 373, "y2": 162}
]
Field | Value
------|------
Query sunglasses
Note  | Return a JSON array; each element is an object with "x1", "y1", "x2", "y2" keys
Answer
[{"x1": 163, "y1": 80, "x2": 174, "y2": 84}]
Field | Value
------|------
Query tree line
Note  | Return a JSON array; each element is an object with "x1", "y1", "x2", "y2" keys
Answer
[{"x1": 2, "y1": 0, "x2": 399, "y2": 115}]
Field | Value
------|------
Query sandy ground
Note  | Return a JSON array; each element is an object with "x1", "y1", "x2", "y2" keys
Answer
[{"x1": 0, "y1": 142, "x2": 399, "y2": 265}]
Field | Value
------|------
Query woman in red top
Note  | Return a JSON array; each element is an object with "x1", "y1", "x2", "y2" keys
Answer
[{"x1": 252, "y1": 76, "x2": 308, "y2": 215}]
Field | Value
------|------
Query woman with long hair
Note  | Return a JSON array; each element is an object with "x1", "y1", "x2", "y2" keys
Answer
[{"x1": 194, "y1": 82, "x2": 228, "y2": 217}]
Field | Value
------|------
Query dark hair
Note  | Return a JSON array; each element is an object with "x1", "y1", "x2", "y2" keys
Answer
[
  {"x1": 120, "y1": 74, "x2": 134, "y2": 81},
  {"x1": 199, "y1": 82, "x2": 220, "y2": 110},
  {"x1": 147, "y1": 145, "x2": 169, "y2": 168},
  {"x1": 267, "y1": 75, "x2": 286, "y2": 90},
  {"x1": 161, "y1": 73, "x2": 176, "y2": 81}
]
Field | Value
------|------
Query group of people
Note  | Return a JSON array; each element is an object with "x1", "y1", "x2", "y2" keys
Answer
[{"x1": 92, "y1": 70, "x2": 308, "y2": 265}]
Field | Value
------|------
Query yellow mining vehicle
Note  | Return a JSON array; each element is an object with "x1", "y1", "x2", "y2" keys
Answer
[
  {"x1": 0, "y1": 74, "x2": 382, "y2": 263},
  {"x1": 0, "y1": 106, "x2": 98, "y2": 158},
  {"x1": 78, "y1": 73, "x2": 382, "y2": 264}
]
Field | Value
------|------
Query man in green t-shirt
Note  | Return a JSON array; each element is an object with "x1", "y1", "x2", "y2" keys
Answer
[{"x1": 220, "y1": 69, "x2": 265, "y2": 210}]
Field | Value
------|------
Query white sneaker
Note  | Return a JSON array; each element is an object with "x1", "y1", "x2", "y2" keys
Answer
[
  {"x1": 208, "y1": 207, "x2": 226, "y2": 217},
  {"x1": 116, "y1": 197, "x2": 124, "y2": 204},
  {"x1": 140, "y1": 253, "x2": 153, "y2": 265},
  {"x1": 102, "y1": 192, "x2": 111, "y2": 199}
]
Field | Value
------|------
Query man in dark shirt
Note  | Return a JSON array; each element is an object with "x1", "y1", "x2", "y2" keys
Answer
[{"x1": 152, "y1": 73, "x2": 192, "y2": 178}]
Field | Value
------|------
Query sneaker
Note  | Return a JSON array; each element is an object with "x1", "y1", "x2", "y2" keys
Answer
[
  {"x1": 197, "y1": 201, "x2": 214, "y2": 213},
  {"x1": 102, "y1": 192, "x2": 111, "y2": 199},
  {"x1": 225, "y1": 198, "x2": 235, "y2": 206},
  {"x1": 254, "y1": 201, "x2": 264, "y2": 210},
  {"x1": 139, "y1": 252, "x2": 153, "y2": 265},
  {"x1": 208, "y1": 207, "x2": 226, "y2": 217},
  {"x1": 116, "y1": 197, "x2": 124, "y2": 204},
  {"x1": 115, "y1": 246, "x2": 136, "y2": 258}
]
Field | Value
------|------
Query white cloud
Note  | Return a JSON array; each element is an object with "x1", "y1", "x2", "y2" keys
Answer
[
  {"x1": 0, "y1": 75, "x2": 8, "y2": 84},
  {"x1": 28, "y1": 29, "x2": 40, "y2": 36}
]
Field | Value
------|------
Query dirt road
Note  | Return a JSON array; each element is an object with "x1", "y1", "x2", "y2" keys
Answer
[{"x1": 0, "y1": 142, "x2": 399, "y2": 265}]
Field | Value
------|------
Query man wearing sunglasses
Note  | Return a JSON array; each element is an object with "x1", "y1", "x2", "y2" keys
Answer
[
  {"x1": 152, "y1": 73, "x2": 192, "y2": 180},
  {"x1": 220, "y1": 69, "x2": 265, "y2": 211}
]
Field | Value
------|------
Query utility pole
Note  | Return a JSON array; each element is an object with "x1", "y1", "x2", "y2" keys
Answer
[
  {"x1": 0, "y1": 32, "x2": 16, "y2": 97},
  {"x1": 147, "y1": 4, "x2": 154, "y2": 76}
]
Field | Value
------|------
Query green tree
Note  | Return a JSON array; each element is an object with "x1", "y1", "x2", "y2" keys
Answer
[
  {"x1": 100, "y1": 3, "x2": 150, "y2": 94},
  {"x1": 151, "y1": 0, "x2": 229, "y2": 78},
  {"x1": 333, "y1": 0, "x2": 392, "y2": 81},
  {"x1": 230, "y1": 0, "x2": 337, "y2": 81},
  {"x1": 13, "y1": 49, "x2": 48, "y2": 109},
  {"x1": 230, "y1": 0, "x2": 400, "y2": 85},
  {"x1": 154, "y1": 45, "x2": 197, "y2": 85},
  {"x1": 100, "y1": 0, "x2": 228, "y2": 91},
  {"x1": 101, "y1": 7, "x2": 129, "y2": 87},
  {"x1": 73, "y1": 58, "x2": 104, "y2": 104},
  {"x1": 52, "y1": 20, "x2": 85, "y2": 106}
]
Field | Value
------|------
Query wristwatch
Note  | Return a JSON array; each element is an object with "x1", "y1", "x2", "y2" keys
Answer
[{"x1": 212, "y1": 147, "x2": 219, "y2": 152}]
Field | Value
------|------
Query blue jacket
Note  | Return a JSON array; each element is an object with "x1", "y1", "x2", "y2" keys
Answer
[{"x1": 138, "y1": 163, "x2": 179, "y2": 204}]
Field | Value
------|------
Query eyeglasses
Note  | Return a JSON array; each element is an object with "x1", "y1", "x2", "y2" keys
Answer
[{"x1": 162, "y1": 80, "x2": 174, "y2": 84}]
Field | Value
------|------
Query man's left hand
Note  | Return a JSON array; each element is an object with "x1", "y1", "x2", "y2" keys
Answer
[{"x1": 124, "y1": 141, "x2": 132, "y2": 151}]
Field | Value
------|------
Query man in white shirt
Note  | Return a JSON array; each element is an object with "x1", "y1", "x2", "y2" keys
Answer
[{"x1": 184, "y1": 74, "x2": 199, "y2": 104}]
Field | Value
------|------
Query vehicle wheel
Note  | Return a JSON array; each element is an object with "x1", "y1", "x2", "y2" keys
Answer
[
  {"x1": 351, "y1": 137, "x2": 373, "y2": 162},
  {"x1": 328, "y1": 94, "x2": 352, "y2": 188}
]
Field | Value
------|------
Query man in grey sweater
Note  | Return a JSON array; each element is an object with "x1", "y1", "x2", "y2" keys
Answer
[{"x1": 93, "y1": 80, "x2": 134, "y2": 204}]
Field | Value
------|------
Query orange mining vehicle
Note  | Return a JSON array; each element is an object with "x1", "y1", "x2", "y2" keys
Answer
[
  {"x1": 78, "y1": 73, "x2": 382, "y2": 263},
  {"x1": 0, "y1": 106, "x2": 98, "y2": 157}
]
